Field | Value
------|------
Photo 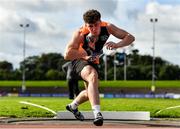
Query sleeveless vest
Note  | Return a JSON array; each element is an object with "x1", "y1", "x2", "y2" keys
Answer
[{"x1": 79, "y1": 22, "x2": 110, "y2": 56}]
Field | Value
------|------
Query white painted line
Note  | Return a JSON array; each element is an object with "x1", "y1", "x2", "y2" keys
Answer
[
  {"x1": 156, "y1": 105, "x2": 180, "y2": 114},
  {"x1": 19, "y1": 101, "x2": 57, "y2": 115}
]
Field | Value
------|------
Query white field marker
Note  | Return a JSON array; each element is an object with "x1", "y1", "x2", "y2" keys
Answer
[
  {"x1": 156, "y1": 105, "x2": 180, "y2": 114},
  {"x1": 19, "y1": 101, "x2": 57, "y2": 115}
]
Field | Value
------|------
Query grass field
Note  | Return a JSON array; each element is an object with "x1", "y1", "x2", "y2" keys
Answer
[
  {"x1": 0, "y1": 80, "x2": 180, "y2": 88},
  {"x1": 0, "y1": 97, "x2": 180, "y2": 118}
]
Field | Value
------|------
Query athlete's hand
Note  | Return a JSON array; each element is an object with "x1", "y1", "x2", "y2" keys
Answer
[
  {"x1": 105, "y1": 41, "x2": 118, "y2": 50},
  {"x1": 87, "y1": 55, "x2": 100, "y2": 64}
]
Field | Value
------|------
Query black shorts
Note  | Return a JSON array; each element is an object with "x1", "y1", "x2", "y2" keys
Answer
[{"x1": 72, "y1": 59, "x2": 99, "y2": 78}]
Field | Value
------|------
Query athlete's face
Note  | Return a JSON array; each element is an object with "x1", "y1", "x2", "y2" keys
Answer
[{"x1": 86, "y1": 21, "x2": 101, "y2": 36}]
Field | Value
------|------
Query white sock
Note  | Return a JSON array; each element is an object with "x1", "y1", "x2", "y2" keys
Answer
[
  {"x1": 70, "y1": 100, "x2": 79, "y2": 110},
  {"x1": 92, "y1": 105, "x2": 100, "y2": 118}
]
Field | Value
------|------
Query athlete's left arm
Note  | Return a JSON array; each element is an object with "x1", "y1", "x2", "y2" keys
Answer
[{"x1": 105, "y1": 23, "x2": 135, "y2": 50}]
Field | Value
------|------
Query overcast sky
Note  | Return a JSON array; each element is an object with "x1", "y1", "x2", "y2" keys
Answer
[{"x1": 0, "y1": 0, "x2": 180, "y2": 68}]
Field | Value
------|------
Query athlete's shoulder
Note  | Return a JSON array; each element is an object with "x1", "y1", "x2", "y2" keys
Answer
[
  {"x1": 100, "y1": 21, "x2": 109, "y2": 26},
  {"x1": 71, "y1": 27, "x2": 83, "y2": 37},
  {"x1": 106, "y1": 22, "x2": 119, "y2": 33},
  {"x1": 79, "y1": 25, "x2": 89, "y2": 35}
]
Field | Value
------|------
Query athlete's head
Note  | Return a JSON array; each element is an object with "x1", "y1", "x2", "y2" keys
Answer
[
  {"x1": 83, "y1": 9, "x2": 101, "y2": 24},
  {"x1": 83, "y1": 9, "x2": 101, "y2": 36}
]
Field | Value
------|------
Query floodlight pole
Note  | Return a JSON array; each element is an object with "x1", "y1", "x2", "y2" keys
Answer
[
  {"x1": 20, "y1": 23, "x2": 29, "y2": 92},
  {"x1": 123, "y1": 49, "x2": 127, "y2": 81},
  {"x1": 114, "y1": 53, "x2": 116, "y2": 81},
  {"x1": 150, "y1": 18, "x2": 158, "y2": 93}
]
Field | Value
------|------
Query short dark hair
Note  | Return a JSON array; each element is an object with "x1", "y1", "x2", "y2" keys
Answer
[{"x1": 83, "y1": 9, "x2": 101, "y2": 24}]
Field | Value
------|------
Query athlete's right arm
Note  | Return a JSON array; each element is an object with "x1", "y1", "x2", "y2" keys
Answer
[{"x1": 64, "y1": 30, "x2": 89, "y2": 60}]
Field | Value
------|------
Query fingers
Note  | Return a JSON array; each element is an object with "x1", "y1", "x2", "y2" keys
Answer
[
  {"x1": 88, "y1": 56, "x2": 99, "y2": 63},
  {"x1": 105, "y1": 42, "x2": 116, "y2": 50},
  {"x1": 88, "y1": 56, "x2": 96, "y2": 62}
]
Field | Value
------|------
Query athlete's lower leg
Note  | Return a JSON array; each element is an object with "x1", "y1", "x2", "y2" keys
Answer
[{"x1": 69, "y1": 90, "x2": 88, "y2": 109}]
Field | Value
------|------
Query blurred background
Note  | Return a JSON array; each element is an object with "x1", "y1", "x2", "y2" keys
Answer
[{"x1": 0, "y1": 0, "x2": 180, "y2": 99}]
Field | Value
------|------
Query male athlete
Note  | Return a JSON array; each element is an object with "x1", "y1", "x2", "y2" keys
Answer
[{"x1": 64, "y1": 9, "x2": 135, "y2": 126}]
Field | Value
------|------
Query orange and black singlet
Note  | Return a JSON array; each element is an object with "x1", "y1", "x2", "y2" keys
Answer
[{"x1": 79, "y1": 21, "x2": 110, "y2": 57}]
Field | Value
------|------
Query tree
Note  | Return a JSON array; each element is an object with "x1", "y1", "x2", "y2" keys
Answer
[
  {"x1": 19, "y1": 53, "x2": 66, "y2": 80},
  {"x1": 1, "y1": 49, "x2": 180, "y2": 80},
  {"x1": 159, "y1": 65, "x2": 180, "y2": 80},
  {"x1": 46, "y1": 69, "x2": 60, "y2": 80},
  {"x1": 0, "y1": 61, "x2": 13, "y2": 72},
  {"x1": 0, "y1": 61, "x2": 13, "y2": 80},
  {"x1": 126, "y1": 66, "x2": 141, "y2": 80}
]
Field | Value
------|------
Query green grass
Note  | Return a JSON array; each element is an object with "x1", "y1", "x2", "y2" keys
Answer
[
  {"x1": 0, "y1": 80, "x2": 180, "y2": 88},
  {"x1": 0, "y1": 97, "x2": 180, "y2": 118},
  {"x1": 0, "y1": 81, "x2": 67, "y2": 87},
  {"x1": 99, "y1": 80, "x2": 180, "y2": 88}
]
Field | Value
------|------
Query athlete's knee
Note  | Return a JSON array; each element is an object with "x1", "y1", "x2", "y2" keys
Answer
[
  {"x1": 81, "y1": 66, "x2": 98, "y2": 82},
  {"x1": 88, "y1": 71, "x2": 98, "y2": 82},
  {"x1": 83, "y1": 68, "x2": 98, "y2": 83},
  {"x1": 84, "y1": 90, "x2": 88, "y2": 98}
]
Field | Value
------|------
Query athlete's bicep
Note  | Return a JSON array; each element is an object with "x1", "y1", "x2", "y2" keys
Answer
[
  {"x1": 64, "y1": 30, "x2": 85, "y2": 60},
  {"x1": 66, "y1": 31, "x2": 81, "y2": 51}
]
